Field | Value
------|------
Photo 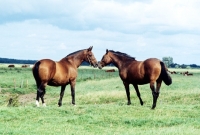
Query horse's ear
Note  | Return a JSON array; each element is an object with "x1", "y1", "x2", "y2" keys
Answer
[
  {"x1": 88, "y1": 46, "x2": 93, "y2": 51},
  {"x1": 106, "y1": 49, "x2": 109, "y2": 54}
]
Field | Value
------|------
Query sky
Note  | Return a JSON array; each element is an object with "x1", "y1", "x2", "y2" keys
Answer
[{"x1": 0, "y1": 0, "x2": 200, "y2": 65}]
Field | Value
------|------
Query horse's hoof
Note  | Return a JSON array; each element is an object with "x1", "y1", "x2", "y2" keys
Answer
[
  {"x1": 151, "y1": 105, "x2": 156, "y2": 110},
  {"x1": 71, "y1": 103, "x2": 76, "y2": 106},
  {"x1": 127, "y1": 102, "x2": 131, "y2": 105},
  {"x1": 36, "y1": 100, "x2": 40, "y2": 107},
  {"x1": 58, "y1": 103, "x2": 62, "y2": 107},
  {"x1": 42, "y1": 103, "x2": 46, "y2": 107},
  {"x1": 140, "y1": 101, "x2": 144, "y2": 106}
]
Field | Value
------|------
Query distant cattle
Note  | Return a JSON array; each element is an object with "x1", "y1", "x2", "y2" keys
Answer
[
  {"x1": 169, "y1": 71, "x2": 177, "y2": 74},
  {"x1": 183, "y1": 71, "x2": 193, "y2": 76},
  {"x1": 105, "y1": 69, "x2": 115, "y2": 72},
  {"x1": 168, "y1": 70, "x2": 194, "y2": 76},
  {"x1": 8, "y1": 65, "x2": 15, "y2": 68},
  {"x1": 22, "y1": 65, "x2": 29, "y2": 68}
]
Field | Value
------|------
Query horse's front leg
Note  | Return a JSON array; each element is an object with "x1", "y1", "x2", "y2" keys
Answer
[
  {"x1": 40, "y1": 89, "x2": 46, "y2": 107},
  {"x1": 70, "y1": 80, "x2": 76, "y2": 105},
  {"x1": 58, "y1": 85, "x2": 66, "y2": 107},
  {"x1": 123, "y1": 82, "x2": 131, "y2": 105},
  {"x1": 36, "y1": 90, "x2": 40, "y2": 107}
]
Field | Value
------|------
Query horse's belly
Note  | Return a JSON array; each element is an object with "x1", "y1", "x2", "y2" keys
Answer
[
  {"x1": 137, "y1": 81, "x2": 149, "y2": 85},
  {"x1": 131, "y1": 79, "x2": 149, "y2": 85},
  {"x1": 48, "y1": 79, "x2": 69, "y2": 86},
  {"x1": 47, "y1": 82, "x2": 60, "y2": 87},
  {"x1": 124, "y1": 75, "x2": 149, "y2": 85}
]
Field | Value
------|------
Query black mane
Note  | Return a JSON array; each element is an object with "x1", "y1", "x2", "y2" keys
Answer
[
  {"x1": 66, "y1": 50, "x2": 83, "y2": 57},
  {"x1": 109, "y1": 50, "x2": 136, "y2": 60}
]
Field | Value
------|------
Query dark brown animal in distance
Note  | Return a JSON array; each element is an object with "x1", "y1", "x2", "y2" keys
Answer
[
  {"x1": 105, "y1": 69, "x2": 115, "y2": 72},
  {"x1": 8, "y1": 64, "x2": 15, "y2": 68},
  {"x1": 183, "y1": 71, "x2": 193, "y2": 76},
  {"x1": 98, "y1": 49, "x2": 172, "y2": 109},
  {"x1": 32, "y1": 46, "x2": 98, "y2": 107},
  {"x1": 22, "y1": 65, "x2": 28, "y2": 68}
]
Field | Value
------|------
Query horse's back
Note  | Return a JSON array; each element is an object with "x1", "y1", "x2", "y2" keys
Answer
[
  {"x1": 47, "y1": 60, "x2": 78, "y2": 86},
  {"x1": 123, "y1": 58, "x2": 162, "y2": 84}
]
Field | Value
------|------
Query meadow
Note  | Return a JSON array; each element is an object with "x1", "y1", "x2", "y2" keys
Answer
[{"x1": 0, "y1": 64, "x2": 200, "y2": 135}]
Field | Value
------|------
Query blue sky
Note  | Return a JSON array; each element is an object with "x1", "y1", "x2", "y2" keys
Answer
[{"x1": 0, "y1": 0, "x2": 200, "y2": 64}]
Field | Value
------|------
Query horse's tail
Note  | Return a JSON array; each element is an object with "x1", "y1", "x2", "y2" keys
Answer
[
  {"x1": 160, "y1": 62, "x2": 172, "y2": 86},
  {"x1": 32, "y1": 61, "x2": 41, "y2": 88}
]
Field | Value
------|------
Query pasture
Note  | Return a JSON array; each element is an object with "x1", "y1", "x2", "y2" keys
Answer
[{"x1": 0, "y1": 65, "x2": 200, "y2": 135}]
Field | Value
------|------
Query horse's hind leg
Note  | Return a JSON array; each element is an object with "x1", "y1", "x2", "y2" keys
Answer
[
  {"x1": 36, "y1": 82, "x2": 47, "y2": 107},
  {"x1": 133, "y1": 84, "x2": 143, "y2": 106},
  {"x1": 36, "y1": 90, "x2": 40, "y2": 107},
  {"x1": 150, "y1": 80, "x2": 161, "y2": 109},
  {"x1": 36, "y1": 82, "x2": 41, "y2": 107},
  {"x1": 40, "y1": 88, "x2": 46, "y2": 107}
]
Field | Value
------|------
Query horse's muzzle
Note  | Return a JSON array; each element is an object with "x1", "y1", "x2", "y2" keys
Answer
[
  {"x1": 98, "y1": 62, "x2": 103, "y2": 69},
  {"x1": 93, "y1": 63, "x2": 98, "y2": 68},
  {"x1": 91, "y1": 62, "x2": 98, "y2": 68}
]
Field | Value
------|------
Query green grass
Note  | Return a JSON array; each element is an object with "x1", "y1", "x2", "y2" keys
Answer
[{"x1": 0, "y1": 66, "x2": 200, "y2": 135}]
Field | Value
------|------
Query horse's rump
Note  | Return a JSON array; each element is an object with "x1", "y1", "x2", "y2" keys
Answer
[{"x1": 32, "y1": 59, "x2": 56, "y2": 87}]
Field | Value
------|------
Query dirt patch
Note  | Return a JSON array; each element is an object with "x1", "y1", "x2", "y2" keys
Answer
[{"x1": 18, "y1": 93, "x2": 35, "y2": 104}]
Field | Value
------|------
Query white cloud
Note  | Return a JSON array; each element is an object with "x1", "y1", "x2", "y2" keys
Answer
[
  {"x1": 0, "y1": 0, "x2": 200, "y2": 64},
  {"x1": 58, "y1": 43, "x2": 67, "y2": 50}
]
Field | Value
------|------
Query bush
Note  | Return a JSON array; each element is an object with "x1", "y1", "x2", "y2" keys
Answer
[{"x1": 7, "y1": 94, "x2": 19, "y2": 107}]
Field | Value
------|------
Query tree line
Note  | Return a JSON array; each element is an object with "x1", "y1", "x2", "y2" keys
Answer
[
  {"x1": 162, "y1": 57, "x2": 200, "y2": 69},
  {"x1": 169, "y1": 63, "x2": 200, "y2": 69},
  {"x1": 0, "y1": 57, "x2": 37, "y2": 64},
  {"x1": 0, "y1": 57, "x2": 91, "y2": 66},
  {"x1": 1, "y1": 57, "x2": 199, "y2": 68}
]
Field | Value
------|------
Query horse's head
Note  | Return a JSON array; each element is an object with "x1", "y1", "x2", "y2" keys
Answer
[
  {"x1": 85, "y1": 46, "x2": 98, "y2": 68},
  {"x1": 98, "y1": 49, "x2": 112, "y2": 69}
]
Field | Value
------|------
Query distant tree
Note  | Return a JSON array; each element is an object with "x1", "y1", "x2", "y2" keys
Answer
[
  {"x1": 175, "y1": 65, "x2": 180, "y2": 68},
  {"x1": 180, "y1": 64, "x2": 187, "y2": 69},
  {"x1": 186, "y1": 66, "x2": 191, "y2": 69},
  {"x1": 162, "y1": 57, "x2": 173, "y2": 67},
  {"x1": 190, "y1": 64, "x2": 198, "y2": 68},
  {"x1": 169, "y1": 63, "x2": 179, "y2": 68},
  {"x1": 81, "y1": 61, "x2": 90, "y2": 66}
]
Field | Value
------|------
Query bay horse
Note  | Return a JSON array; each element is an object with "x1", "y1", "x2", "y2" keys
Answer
[
  {"x1": 98, "y1": 49, "x2": 172, "y2": 109},
  {"x1": 32, "y1": 46, "x2": 98, "y2": 107}
]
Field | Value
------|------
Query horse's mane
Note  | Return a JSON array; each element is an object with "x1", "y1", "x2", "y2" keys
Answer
[
  {"x1": 66, "y1": 50, "x2": 83, "y2": 58},
  {"x1": 109, "y1": 50, "x2": 136, "y2": 61}
]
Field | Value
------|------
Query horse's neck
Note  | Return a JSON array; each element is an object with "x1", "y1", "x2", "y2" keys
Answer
[
  {"x1": 62, "y1": 55, "x2": 84, "y2": 68},
  {"x1": 111, "y1": 54, "x2": 133, "y2": 70},
  {"x1": 110, "y1": 54, "x2": 124, "y2": 69}
]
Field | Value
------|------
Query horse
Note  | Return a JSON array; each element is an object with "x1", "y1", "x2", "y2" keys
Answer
[
  {"x1": 105, "y1": 69, "x2": 115, "y2": 72},
  {"x1": 32, "y1": 46, "x2": 98, "y2": 107},
  {"x1": 98, "y1": 49, "x2": 172, "y2": 109},
  {"x1": 8, "y1": 64, "x2": 15, "y2": 68}
]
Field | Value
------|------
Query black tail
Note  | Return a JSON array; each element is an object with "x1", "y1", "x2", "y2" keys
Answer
[
  {"x1": 160, "y1": 62, "x2": 172, "y2": 85},
  {"x1": 32, "y1": 61, "x2": 41, "y2": 88}
]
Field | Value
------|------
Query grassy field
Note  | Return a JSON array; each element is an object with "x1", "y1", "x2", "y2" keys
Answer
[{"x1": 0, "y1": 65, "x2": 200, "y2": 135}]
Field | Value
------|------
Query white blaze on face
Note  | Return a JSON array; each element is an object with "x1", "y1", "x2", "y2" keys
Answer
[{"x1": 36, "y1": 100, "x2": 40, "y2": 107}]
